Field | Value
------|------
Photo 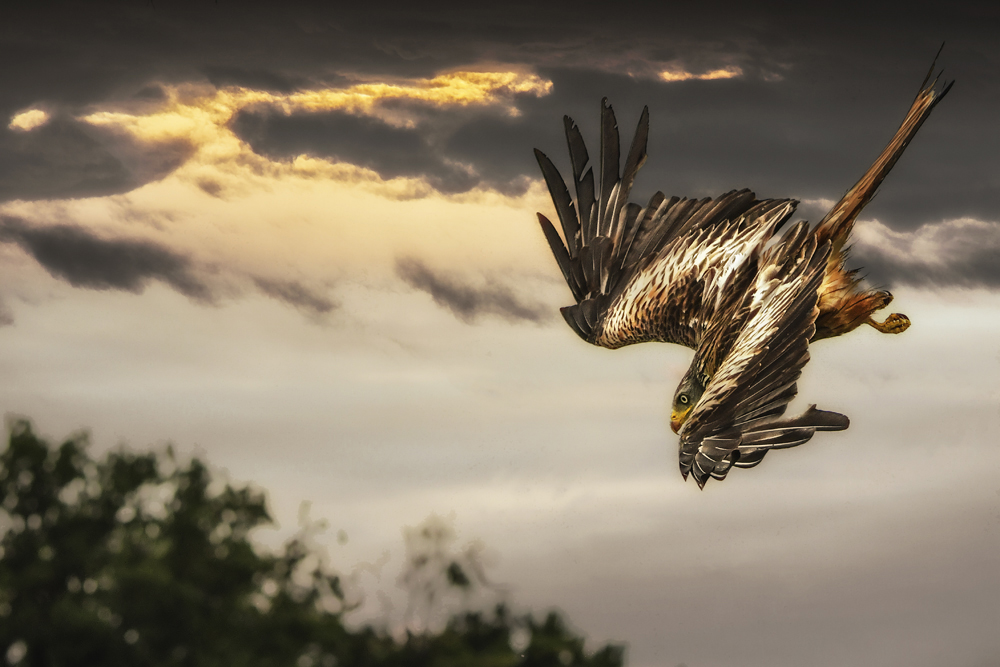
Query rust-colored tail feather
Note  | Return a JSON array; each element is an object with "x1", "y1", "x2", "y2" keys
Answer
[{"x1": 815, "y1": 46, "x2": 953, "y2": 253}]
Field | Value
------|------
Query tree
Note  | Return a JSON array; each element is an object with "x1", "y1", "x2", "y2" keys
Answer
[{"x1": 0, "y1": 420, "x2": 625, "y2": 667}]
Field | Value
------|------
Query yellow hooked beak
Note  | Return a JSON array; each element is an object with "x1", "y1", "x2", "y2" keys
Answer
[{"x1": 670, "y1": 407, "x2": 692, "y2": 434}]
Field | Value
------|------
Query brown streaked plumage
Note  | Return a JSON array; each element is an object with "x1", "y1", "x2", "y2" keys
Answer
[{"x1": 534, "y1": 54, "x2": 952, "y2": 488}]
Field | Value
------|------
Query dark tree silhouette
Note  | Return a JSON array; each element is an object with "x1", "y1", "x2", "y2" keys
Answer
[{"x1": 0, "y1": 420, "x2": 625, "y2": 667}]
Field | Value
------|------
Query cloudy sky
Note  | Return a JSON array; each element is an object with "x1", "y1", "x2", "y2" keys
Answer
[{"x1": 2, "y1": 2, "x2": 999, "y2": 665}]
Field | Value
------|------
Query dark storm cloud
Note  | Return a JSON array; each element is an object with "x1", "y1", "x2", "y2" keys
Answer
[
  {"x1": 852, "y1": 218, "x2": 1000, "y2": 289},
  {"x1": 0, "y1": 2, "x2": 988, "y2": 206},
  {"x1": 230, "y1": 100, "x2": 549, "y2": 195},
  {"x1": 0, "y1": 114, "x2": 195, "y2": 204},
  {"x1": 0, "y1": 298, "x2": 13, "y2": 327},
  {"x1": 252, "y1": 276, "x2": 337, "y2": 316},
  {"x1": 0, "y1": 117, "x2": 130, "y2": 202},
  {"x1": 0, "y1": 216, "x2": 210, "y2": 299},
  {"x1": 528, "y1": 64, "x2": 974, "y2": 224},
  {"x1": 3, "y1": 1, "x2": 999, "y2": 278},
  {"x1": 133, "y1": 84, "x2": 168, "y2": 102},
  {"x1": 396, "y1": 257, "x2": 546, "y2": 324},
  {"x1": 231, "y1": 108, "x2": 481, "y2": 194},
  {"x1": 441, "y1": 103, "x2": 554, "y2": 196},
  {"x1": 202, "y1": 66, "x2": 309, "y2": 93},
  {"x1": 0, "y1": 216, "x2": 344, "y2": 316},
  {"x1": 2, "y1": 2, "x2": 996, "y2": 212}
]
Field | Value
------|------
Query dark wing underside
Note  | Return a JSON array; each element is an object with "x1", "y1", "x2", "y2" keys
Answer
[
  {"x1": 535, "y1": 100, "x2": 797, "y2": 350},
  {"x1": 678, "y1": 222, "x2": 849, "y2": 488}
]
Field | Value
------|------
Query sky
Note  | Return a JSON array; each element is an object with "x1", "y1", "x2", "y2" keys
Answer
[{"x1": 1, "y1": 2, "x2": 999, "y2": 665}]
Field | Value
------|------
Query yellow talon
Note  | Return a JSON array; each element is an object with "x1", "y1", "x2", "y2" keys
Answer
[{"x1": 866, "y1": 313, "x2": 911, "y2": 334}]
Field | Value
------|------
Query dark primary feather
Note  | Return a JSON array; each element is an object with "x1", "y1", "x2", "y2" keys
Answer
[
  {"x1": 563, "y1": 116, "x2": 593, "y2": 256},
  {"x1": 597, "y1": 100, "x2": 621, "y2": 240}
]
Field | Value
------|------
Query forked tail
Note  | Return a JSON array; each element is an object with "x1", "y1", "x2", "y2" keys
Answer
[{"x1": 815, "y1": 45, "x2": 953, "y2": 254}]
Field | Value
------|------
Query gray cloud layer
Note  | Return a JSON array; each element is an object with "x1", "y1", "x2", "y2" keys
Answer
[
  {"x1": 0, "y1": 216, "x2": 210, "y2": 299},
  {"x1": 231, "y1": 109, "x2": 483, "y2": 194},
  {"x1": 0, "y1": 113, "x2": 194, "y2": 204},
  {"x1": 0, "y1": 216, "x2": 340, "y2": 318},
  {"x1": 0, "y1": 117, "x2": 129, "y2": 202},
  {"x1": 2, "y1": 2, "x2": 998, "y2": 292},
  {"x1": 0, "y1": 298, "x2": 13, "y2": 327},
  {"x1": 2, "y1": 2, "x2": 996, "y2": 225},
  {"x1": 853, "y1": 218, "x2": 1000, "y2": 289},
  {"x1": 396, "y1": 257, "x2": 546, "y2": 323},
  {"x1": 252, "y1": 276, "x2": 337, "y2": 316}
]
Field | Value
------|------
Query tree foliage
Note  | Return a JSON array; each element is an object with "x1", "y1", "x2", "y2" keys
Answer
[{"x1": 0, "y1": 420, "x2": 625, "y2": 667}]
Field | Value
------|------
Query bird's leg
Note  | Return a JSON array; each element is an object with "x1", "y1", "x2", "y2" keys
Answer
[
  {"x1": 863, "y1": 289, "x2": 910, "y2": 334},
  {"x1": 865, "y1": 313, "x2": 911, "y2": 334}
]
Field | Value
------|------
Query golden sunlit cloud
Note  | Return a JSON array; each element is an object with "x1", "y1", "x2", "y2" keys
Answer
[
  {"x1": 0, "y1": 68, "x2": 558, "y2": 312},
  {"x1": 79, "y1": 69, "x2": 552, "y2": 198},
  {"x1": 279, "y1": 71, "x2": 552, "y2": 119},
  {"x1": 658, "y1": 66, "x2": 742, "y2": 83},
  {"x1": 82, "y1": 69, "x2": 552, "y2": 142},
  {"x1": 0, "y1": 161, "x2": 556, "y2": 298},
  {"x1": 8, "y1": 109, "x2": 50, "y2": 131}
]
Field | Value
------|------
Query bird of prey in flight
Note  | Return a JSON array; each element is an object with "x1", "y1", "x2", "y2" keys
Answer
[{"x1": 534, "y1": 57, "x2": 951, "y2": 488}]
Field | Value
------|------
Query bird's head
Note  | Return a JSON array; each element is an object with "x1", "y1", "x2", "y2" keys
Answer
[{"x1": 670, "y1": 368, "x2": 708, "y2": 434}]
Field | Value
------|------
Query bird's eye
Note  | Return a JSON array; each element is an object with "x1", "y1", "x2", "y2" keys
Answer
[{"x1": 678, "y1": 394, "x2": 689, "y2": 405}]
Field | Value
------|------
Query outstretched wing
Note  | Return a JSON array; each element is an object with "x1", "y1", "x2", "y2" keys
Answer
[
  {"x1": 535, "y1": 100, "x2": 796, "y2": 350},
  {"x1": 678, "y1": 222, "x2": 850, "y2": 488}
]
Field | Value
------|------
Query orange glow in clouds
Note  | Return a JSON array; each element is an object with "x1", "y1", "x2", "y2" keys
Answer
[
  {"x1": 82, "y1": 69, "x2": 551, "y2": 142},
  {"x1": 659, "y1": 66, "x2": 742, "y2": 82},
  {"x1": 79, "y1": 69, "x2": 552, "y2": 198},
  {"x1": 8, "y1": 109, "x2": 50, "y2": 131},
  {"x1": 0, "y1": 68, "x2": 559, "y2": 287},
  {"x1": 0, "y1": 65, "x2": 561, "y2": 322}
]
